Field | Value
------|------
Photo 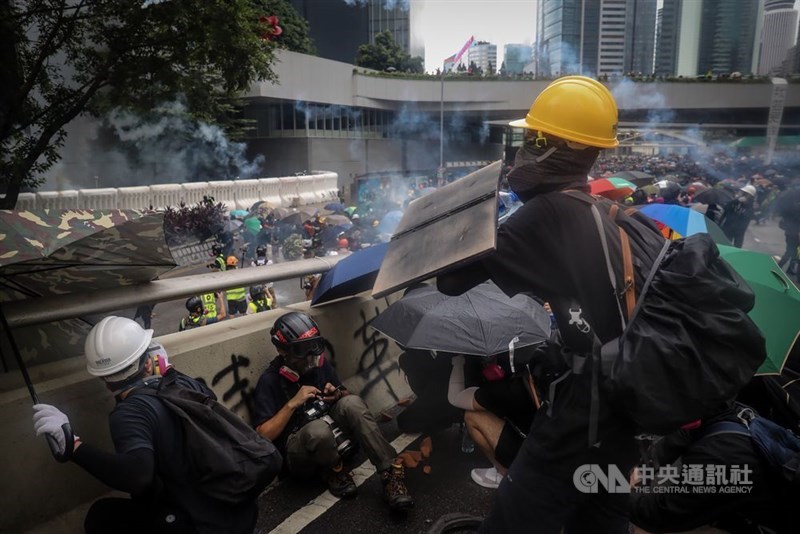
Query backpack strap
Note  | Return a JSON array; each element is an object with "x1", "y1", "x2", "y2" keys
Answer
[{"x1": 696, "y1": 421, "x2": 751, "y2": 441}]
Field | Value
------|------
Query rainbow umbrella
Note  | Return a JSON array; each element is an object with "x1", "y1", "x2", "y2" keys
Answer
[
  {"x1": 589, "y1": 177, "x2": 637, "y2": 201},
  {"x1": 639, "y1": 203, "x2": 731, "y2": 245}
]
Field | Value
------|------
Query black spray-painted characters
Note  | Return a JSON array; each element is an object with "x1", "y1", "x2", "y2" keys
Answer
[{"x1": 212, "y1": 353, "x2": 254, "y2": 420}]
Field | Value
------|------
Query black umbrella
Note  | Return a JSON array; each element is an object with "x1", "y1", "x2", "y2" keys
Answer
[
  {"x1": 369, "y1": 283, "x2": 551, "y2": 356},
  {"x1": 694, "y1": 187, "x2": 735, "y2": 206}
]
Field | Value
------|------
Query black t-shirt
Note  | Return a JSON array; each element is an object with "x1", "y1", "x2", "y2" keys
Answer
[
  {"x1": 252, "y1": 356, "x2": 342, "y2": 453},
  {"x1": 440, "y1": 191, "x2": 664, "y2": 349},
  {"x1": 111, "y1": 375, "x2": 257, "y2": 534}
]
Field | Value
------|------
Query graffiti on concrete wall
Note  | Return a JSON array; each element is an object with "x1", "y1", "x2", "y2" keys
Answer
[{"x1": 353, "y1": 306, "x2": 399, "y2": 401}]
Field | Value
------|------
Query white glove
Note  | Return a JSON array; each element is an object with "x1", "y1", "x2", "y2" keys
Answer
[{"x1": 32, "y1": 404, "x2": 70, "y2": 455}]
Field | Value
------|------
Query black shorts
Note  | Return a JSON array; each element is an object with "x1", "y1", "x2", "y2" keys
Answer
[
  {"x1": 473, "y1": 377, "x2": 537, "y2": 432},
  {"x1": 495, "y1": 421, "x2": 526, "y2": 469},
  {"x1": 228, "y1": 299, "x2": 247, "y2": 314}
]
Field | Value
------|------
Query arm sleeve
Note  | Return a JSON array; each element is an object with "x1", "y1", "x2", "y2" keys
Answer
[
  {"x1": 73, "y1": 444, "x2": 155, "y2": 496},
  {"x1": 447, "y1": 356, "x2": 478, "y2": 410}
]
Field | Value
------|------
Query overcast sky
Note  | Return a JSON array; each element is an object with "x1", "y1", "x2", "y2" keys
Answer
[{"x1": 418, "y1": 0, "x2": 538, "y2": 72}]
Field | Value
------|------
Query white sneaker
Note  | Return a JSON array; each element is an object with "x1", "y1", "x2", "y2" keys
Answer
[{"x1": 471, "y1": 467, "x2": 503, "y2": 489}]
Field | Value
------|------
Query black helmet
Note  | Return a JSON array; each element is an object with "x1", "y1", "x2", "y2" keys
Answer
[
  {"x1": 256, "y1": 245, "x2": 267, "y2": 256},
  {"x1": 185, "y1": 296, "x2": 203, "y2": 313},
  {"x1": 250, "y1": 285, "x2": 266, "y2": 299},
  {"x1": 211, "y1": 244, "x2": 223, "y2": 256},
  {"x1": 270, "y1": 312, "x2": 325, "y2": 358}
]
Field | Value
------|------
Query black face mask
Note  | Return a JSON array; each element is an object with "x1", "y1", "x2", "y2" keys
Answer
[{"x1": 507, "y1": 141, "x2": 600, "y2": 202}]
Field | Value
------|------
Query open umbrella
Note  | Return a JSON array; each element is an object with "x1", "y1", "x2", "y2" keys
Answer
[
  {"x1": 377, "y1": 210, "x2": 404, "y2": 235},
  {"x1": 229, "y1": 209, "x2": 249, "y2": 218},
  {"x1": 223, "y1": 218, "x2": 243, "y2": 233},
  {"x1": 717, "y1": 245, "x2": 800, "y2": 375},
  {"x1": 270, "y1": 207, "x2": 291, "y2": 220},
  {"x1": 694, "y1": 187, "x2": 735, "y2": 206},
  {"x1": 589, "y1": 177, "x2": 637, "y2": 201},
  {"x1": 321, "y1": 214, "x2": 352, "y2": 227},
  {"x1": 249, "y1": 200, "x2": 274, "y2": 214},
  {"x1": 370, "y1": 283, "x2": 551, "y2": 357},
  {"x1": 311, "y1": 242, "x2": 388, "y2": 306},
  {"x1": 639, "y1": 204, "x2": 731, "y2": 245},
  {"x1": 0, "y1": 209, "x2": 176, "y2": 462},
  {"x1": 280, "y1": 209, "x2": 317, "y2": 227},
  {"x1": 325, "y1": 202, "x2": 345, "y2": 212},
  {"x1": 344, "y1": 206, "x2": 358, "y2": 216},
  {"x1": 610, "y1": 170, "x2": 654, "y2": 186}
]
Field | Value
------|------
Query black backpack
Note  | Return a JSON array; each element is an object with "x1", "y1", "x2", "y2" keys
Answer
[
  {"x1": 571, "y1": 193, "x2": 767, "y2": 436},
  {"x1": 131, "y1": 369, "x2": 282, "y2": 505},
  {"x1": 698, "y1": 406, "x2": 800, "y2": 485}
]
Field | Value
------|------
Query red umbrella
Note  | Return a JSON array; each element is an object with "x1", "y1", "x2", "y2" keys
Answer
[{"x1": 588, "y1": 177, "x2": 637, "y2": 201}]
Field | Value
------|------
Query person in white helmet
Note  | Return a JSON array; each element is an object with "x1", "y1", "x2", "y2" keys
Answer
[
  {"x1": 31, "y1": 316, "x2": 259, "y2": 534},
  {"x1": 720, "y1": 184, "x2": 757, "y2": 248}
]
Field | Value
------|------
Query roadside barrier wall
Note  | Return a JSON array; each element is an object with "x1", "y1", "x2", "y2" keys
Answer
[
  {"x1": 0, "y1": 294, "x2": 405, "y2": 533},
  {"x1": 17, "y1": 172, "x2": 338, "y2": 212}
]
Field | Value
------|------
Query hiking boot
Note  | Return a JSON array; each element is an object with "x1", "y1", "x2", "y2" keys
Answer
[
  {"x1": 471, "y1": 467, "x2": 503, "y2": 489},
  {"x1": 381, "y1": 461, "x2": 414, "y2": 511},
  {"x1": 326, "y1": 463, "x2": 357, "y2": 498}
]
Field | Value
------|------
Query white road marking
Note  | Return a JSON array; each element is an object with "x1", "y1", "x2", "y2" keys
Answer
[{"x1": 268, "y1": 432, "x2": 421, "y2": 534}]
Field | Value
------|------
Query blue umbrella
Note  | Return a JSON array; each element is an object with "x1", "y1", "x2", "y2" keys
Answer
[
  {"x1": 311, "y1": 242, "x2": 388, "y2": 306},
  {"x1": 377, "y1": 210, "x2": 404, "y2": 235},
  {"x1": 325, "y1": 202, "x2": 346, "y2": 212}
]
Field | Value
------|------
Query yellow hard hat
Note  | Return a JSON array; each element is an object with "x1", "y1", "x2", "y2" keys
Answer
[{"x1": 509, "y1": 76, "x2": 619, "y2": 148}]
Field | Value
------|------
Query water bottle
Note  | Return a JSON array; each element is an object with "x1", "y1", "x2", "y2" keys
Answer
[{"x1": 461, "y1": 422, "x2": 475, "y2": 453}]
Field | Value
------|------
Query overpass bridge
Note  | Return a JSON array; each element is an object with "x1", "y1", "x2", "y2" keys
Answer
[{"x1": 241, "y1": 51, "x2": 800, "y2": 186}]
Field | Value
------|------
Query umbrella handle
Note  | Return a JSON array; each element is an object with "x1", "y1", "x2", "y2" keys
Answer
[
  {"x1": 46, "y1": 423, "x2": 74, "y2": 463},
  {"x1": 771, "y1": 270, "x2": 790, "y2": 292}
]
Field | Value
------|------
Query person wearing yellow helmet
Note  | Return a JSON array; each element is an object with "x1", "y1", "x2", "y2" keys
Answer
[{"x1": 437, "y1": 76, "x2": 666, "y2": 533}]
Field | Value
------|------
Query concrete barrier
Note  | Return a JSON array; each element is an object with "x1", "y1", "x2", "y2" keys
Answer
[
  {"x1": 278, "y1": 176, "x2": 300, "y2": 207},
  {"x1": 78, "y1": 188, "x2": 118, "y2": 210},
  {"x1": 16, "y1": 193, "x2": 37, "y2": 211},
  {"x1": 0, "y1": 294, "x2": 406, "y2": 532},
  {"x1": 296, "y1": 175, "x2": 318, "y2": 204},
  {"x1": 233, "y1": 179, "x2": 261, "y2": 211},
  {"x1": 36, "y1": 190, "x2": 80, "y2": 210},
  {"x1": 117, "y1": 186, "x2": 152, "y2": 210},
  {"x1": 180, "y1": 182, "x2": 210, "y2": 206},
  {"x1": 206, "y1": 181, "x2": 237, "y2": 210},
  {"x1": 24, "y1": 172, "x2": 338, "y2": 212},
  {"x1": 259, "y1": 178, "x2": 283, "y2": 207},
  {"x1": 149, "y1": 184, "x2": 182, "y2": 210}
]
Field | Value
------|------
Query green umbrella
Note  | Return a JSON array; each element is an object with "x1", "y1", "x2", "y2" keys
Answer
[{"x1": 718, "y1": 245, "x2": 800, "y2": 375}]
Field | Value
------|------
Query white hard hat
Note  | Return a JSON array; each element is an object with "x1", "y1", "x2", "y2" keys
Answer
[
  {"x1": 740, "y1": 185, "x2": 756, "y2": 196},
  {"x1": 85, "y1": 316, "x2": 154, "y2": 377}
]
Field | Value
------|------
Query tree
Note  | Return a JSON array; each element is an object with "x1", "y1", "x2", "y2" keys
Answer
[
  {"x1": 355, "y1": 30, "x2": 423, "y2": 74},
  {"x1": 0, "y1": 0, "x2": 310, "y2": 209},
  {"x1": 487, "y1": 61, "x2": 494, "y2": 75}
]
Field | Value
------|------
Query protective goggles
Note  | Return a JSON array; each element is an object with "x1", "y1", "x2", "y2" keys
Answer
[{"x1": 286, "y1": 338, "x2": 325, "y2": 358}]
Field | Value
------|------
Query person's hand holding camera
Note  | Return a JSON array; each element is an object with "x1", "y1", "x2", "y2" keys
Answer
[
  {"x1": 320, "y1": 382, "x2": 343, "y2": 403},
  {"x1": 288, "y1": 385, "x2": 320, "y2": 410}
]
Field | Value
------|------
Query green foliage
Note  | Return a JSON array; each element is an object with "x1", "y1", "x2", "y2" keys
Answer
[
  {"x1": 355, "y1": 30, "x2": 423, "y2": 74},
  {"x1": 0, "y1": 0, "x2": 311, "y2": 209}
]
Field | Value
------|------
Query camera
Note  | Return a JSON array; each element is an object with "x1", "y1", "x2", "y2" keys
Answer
[
  {"x1": 321, "y1": 415, "x2": 356, "y2": 459},
  {"x1": 303, "y1": 397, "x2": 330, "y2": 421},
  {"x1": 302, "y1": 397, "x2": 356, "y2": 459}
]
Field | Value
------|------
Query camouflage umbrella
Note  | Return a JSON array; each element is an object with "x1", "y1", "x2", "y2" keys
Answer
[
  {"x1": 0, "y1": 209, "x2": 175, "y2": 462},
  {"x1": 0, "y1": 209, "x2": 176, "y2": 297}
]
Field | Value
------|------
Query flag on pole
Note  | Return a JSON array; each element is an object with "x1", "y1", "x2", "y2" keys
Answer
[{"x1": 452, "y1": 36, "x2": 474, "y2": 65}]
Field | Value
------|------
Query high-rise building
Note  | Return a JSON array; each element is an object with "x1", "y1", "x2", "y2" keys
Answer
[
  {"x1": 468, "y1": 42, "x2": 498, "y2": 73},
  {"x1": 367, "y1": 0, "x2": 424, "y2": 59},
  {"x1": 697, "y1": 0, "x2": 761, "y2": 75},
  {"x1": 289, "y1": 0, "x2": 369, "y2": 64},
  {"x1": 758, "y1": 0, "x2": 798, "y2": 75},
  {"x1": 624, "y1": 0, "x2": 658, "y2": 75},
  {"x1": 657, "y1": 0, "x2": 761, "y2": 77},
  {"x1": 503, "y1": 44, "x2": 533, "y2": 74},
  {"x1": 536, "y1": 0, "x2": 655, "y2": 77},
  {"x1": 536, "y1": 0, "x2": 599, "y2": 76}
]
